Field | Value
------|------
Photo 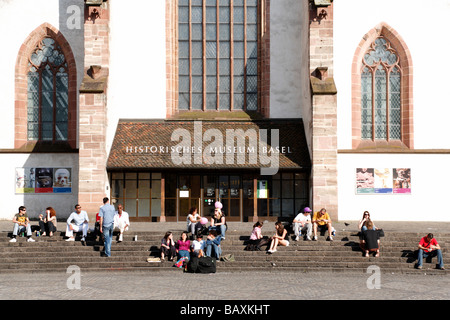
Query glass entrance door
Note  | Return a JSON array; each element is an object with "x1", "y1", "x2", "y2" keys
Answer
[{"x1": 178, "y1": 175, "x2": 201, "y2": 220}]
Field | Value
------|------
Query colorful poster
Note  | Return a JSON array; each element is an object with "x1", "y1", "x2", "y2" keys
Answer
[
  {"x1": 374, "y1": 168, "x2": 393, "y2": 193},
  {"x1": 53, "y1": 168, "x2": 72, "y2": 193},
  {"x1": 356, "y1": 168, "x2": 374, "y2": 194},
  {"x1": 393, "y1": 168, "x2": 411, "y2": 194},
  {"x1": 35, "y1": 168, "x2": 54, "y2": 193},
  {"x1": 15, "y1": 167, "x2": 35, "y2": 194},
  {"x1": 356, "y1": 168, "x2": 411, "y2": 195},
  {"x1": 15, "y1": 167, "x2": 72, "y2": 194}
]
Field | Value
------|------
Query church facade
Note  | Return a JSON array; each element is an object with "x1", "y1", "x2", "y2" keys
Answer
[{"x1": 0, "y1": 0, "x2": 448, "y2": 222}]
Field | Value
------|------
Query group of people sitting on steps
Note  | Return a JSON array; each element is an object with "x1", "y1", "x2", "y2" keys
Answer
[
  {"x1": 245, "y1": 207, "x2": 333, "y2": 254},
  {"x1": 8, "y1": 203, "x2": 445, "y2": 270},
  {"x1": 247, "y1": 207, "x2": 445, "y2": 270},
  {"x1": 8, "y1": 203, "x2": 130, "y2": 245},
  {"x1": 160, "y1": 201, "x2": 227, "y2": 263}
]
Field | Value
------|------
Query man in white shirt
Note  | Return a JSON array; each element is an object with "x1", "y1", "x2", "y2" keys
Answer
[
  {"x1": 114, "y1": 204, "x2": 130, "y2": 242},
  {"x1": 293, "y1": 207, "x2": 312, "y2": 241},
  {"x1": 65, "y1": 204, "x2": 89, "y2": 241}
]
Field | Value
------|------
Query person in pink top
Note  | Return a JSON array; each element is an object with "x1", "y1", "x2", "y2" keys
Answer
[
  {"x1": 176, "y1": 232, "x2": 191, "y2": 261},
  {"x1": 250, "y1": 221, "x2": 263, "y2": 241},
  {"x1": 245, "y1": 221, "x2": 269, "y2": 251}
]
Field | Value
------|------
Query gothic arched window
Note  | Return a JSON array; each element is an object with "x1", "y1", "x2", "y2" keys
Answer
[
  {"x1": 27, "y1": 37, "x2": 69, "y2": 142},
  {"x1": 361, "y1": 37, "x2": 401, "y2": 141}
]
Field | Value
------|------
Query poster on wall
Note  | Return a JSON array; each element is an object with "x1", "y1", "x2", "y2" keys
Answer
[
  {"x1": 356, "y1": 168, "x2": 411, "y2": 195},
  {"x1": 393, "y1": 168, "x2": 411, "y2": 194},
  {"x1": 15, "y1": 167, "x2": 72, "y2": 194},
  {"x1": 374, "y1": 168, "x2": 393, "y2": 194},
  {"x1": 356, "y1": 168, "x2": 374, "y2": 194}
]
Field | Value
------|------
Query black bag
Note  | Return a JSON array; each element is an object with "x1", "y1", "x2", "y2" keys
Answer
[
  {"x1": 197, "y1": 256, "x2": 216, "y2": 273},
  {"x1": 245, "y1": 238, "x2": 269, "y2": 251},
  {"x1": 244, "y1": 243, "x2": 258, "y2": 251},
  {"x1": 186, "y1": 256, "x2": 199, "y2": 273}
]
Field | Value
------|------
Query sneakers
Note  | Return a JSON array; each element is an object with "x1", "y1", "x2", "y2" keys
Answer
[
  {"x1": 118, "y1": 234, "x2": 123, "y2": 242},
  {"x1": 313, "y1": 236, "x2": 318, "y2": 241},
  {"x1": 295, "y1": 236, "x2": 299, "y2": 241},
  {"x1": 306, "y1": 236, "x2": 312, "y2": 241},
  {"x1": 65, "y1": 237, "x2": 75, "y2": 242},
  {"x1": 11, "y1": 237, "x2": 35, "y2": 242},
  {"x1": 81, "y1": 237, "x2": 86, "y2": 242}
]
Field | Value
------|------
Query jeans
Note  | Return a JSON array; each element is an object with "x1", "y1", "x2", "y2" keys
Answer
[
  {"x1": 12, "y1": 223, "x2": 32, "y2": 237},
  {"x1": 102, "y1": 224, "x2": 114, "y2": 257},
  {"x1": 209, "y1": 225, "x2": 226, "y2": 238},
  {"x1": 417, "y1": 249, "x2": 444, "y2": 269},
  {"x1": 205, "y1": 243, "x2": 222, "y2": 259},
  {"x1": 178, "y1": 250, "x2": 190, "y2": 260}
]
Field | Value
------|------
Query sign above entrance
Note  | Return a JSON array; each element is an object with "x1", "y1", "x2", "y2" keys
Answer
[{"x1": 107, "y1": 120, "x2": 311, "y2": 175}]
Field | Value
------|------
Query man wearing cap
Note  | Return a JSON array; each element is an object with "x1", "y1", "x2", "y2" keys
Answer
[
  {"x1": 416, "y1": 233, "x2": 445, "y2": 270},
  {"x1": 312, "y1": 208, "x2": 334, "y2": 241},
  {"x1": 292, "y1": 207, "x2": 312, "y2": 241}
]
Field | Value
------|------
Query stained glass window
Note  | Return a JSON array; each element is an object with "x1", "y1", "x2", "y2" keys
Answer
[
  {"x1": 361, "y1": 37, "x2": 401, "y2": 141},
  {"x1": 178, "y1": 0, "x2": 258, "y2": 111},
  {"x1": 27, "y1": 37, "x2": 68, "y2": 141}
]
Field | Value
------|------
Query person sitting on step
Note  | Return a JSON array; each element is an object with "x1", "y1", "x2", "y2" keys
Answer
[
  {"x1": 65, "y1": 204, "x2": 89, "y2": 242},
  {"x1": 205, "y1": 229, "x2": 222, "y2": 260},
  {"x1": 416, "y1": 233, "x2": 445, "y2": 270},
  {"x1": 113, "y1": 203, "x2": 130, "y2": 242},
  {"x1": 312, "y1": 208, "x2": 334, "y2": 241},
  {"x1": 268, "y1": 221, "x2": 289, "y2": 254},
  {"x1": 361, "y1": 220, "x2": 380, "y2": 257},
  {"x1": 9, "y1": 206, "x2": 35, "y2": 243}
]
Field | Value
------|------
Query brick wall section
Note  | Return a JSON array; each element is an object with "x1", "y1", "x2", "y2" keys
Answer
[
  {"x1": 309, "y1": 2, "x2": 334, "y2": 77},
  {"x1": 259, "y1": 0, "x2": 270, "y2": 118},
  {"x1": 165, "y1": 0, "x2": 178, "y2": 119},
  {"x1": 309, "y1": 2, "x2": 338, "y2": 221},
  {"x1": 79, "y1": 2, "x2": 110, "y2": 217}
]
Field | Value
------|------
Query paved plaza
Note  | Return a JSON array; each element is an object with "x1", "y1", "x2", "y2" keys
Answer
[{"x1": 1, "y1": 270, "x2": 448, "y2": 301}]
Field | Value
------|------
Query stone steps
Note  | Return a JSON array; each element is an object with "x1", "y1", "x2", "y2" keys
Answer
[{"x1": 0, "y1": 231, "x2": 448, "y2": 275}]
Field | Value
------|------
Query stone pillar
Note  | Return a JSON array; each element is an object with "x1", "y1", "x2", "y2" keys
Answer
[
  {"x1": 309, "y1": 1, "x2": 338, "y2": 221},
  {"x1": 78, "y1": 1, "x2": 110, "y2": 218}
]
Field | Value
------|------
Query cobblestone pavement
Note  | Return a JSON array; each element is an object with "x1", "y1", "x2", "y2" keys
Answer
[{"x1": 0, "y1": 270, "x2": 448, "y2": 301}]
